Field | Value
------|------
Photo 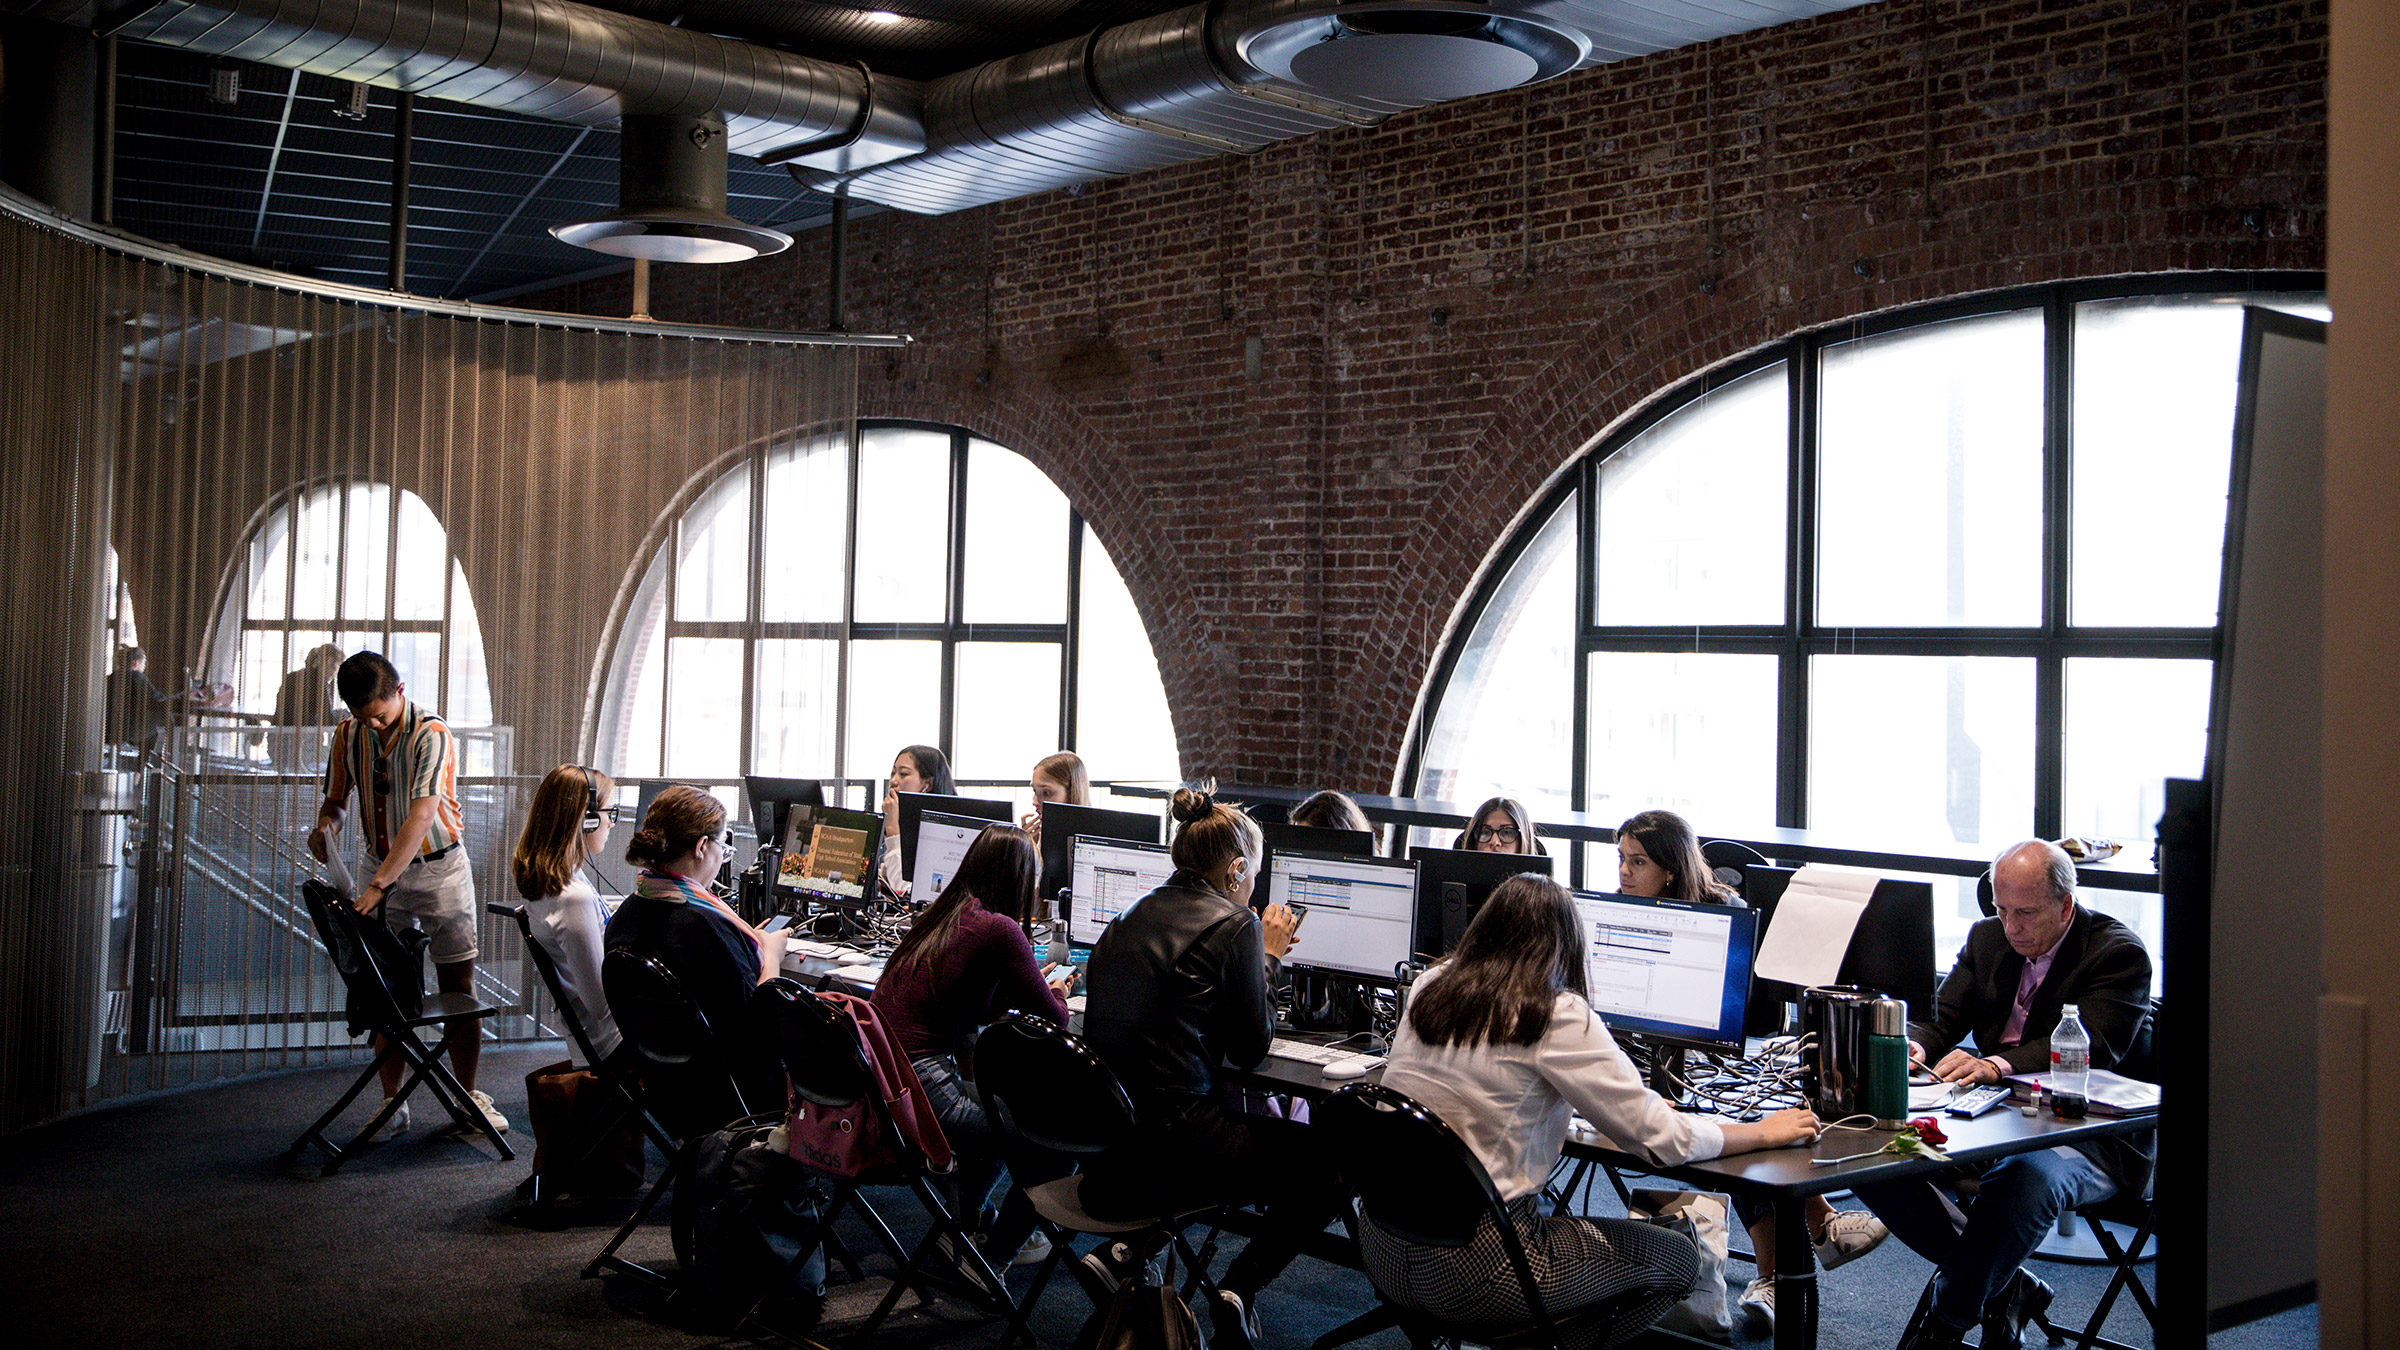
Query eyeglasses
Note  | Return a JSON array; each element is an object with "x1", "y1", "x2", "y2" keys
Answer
[
  {"x1": 594, "y1": 805, "x2": 627, "y2": 825},
  {"x1": 1472, "y1": 824, "x2": 1523, "y2": 846}
]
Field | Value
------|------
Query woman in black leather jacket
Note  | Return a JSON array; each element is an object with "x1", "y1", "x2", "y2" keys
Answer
[{"x1": 1079, "y1": 783, "x2": 1337, "y2": 1350}]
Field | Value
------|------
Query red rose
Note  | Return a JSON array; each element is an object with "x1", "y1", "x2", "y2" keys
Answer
[{"x1": 1909, "y1": 1116, "x2": 1949, "y2": 1146}]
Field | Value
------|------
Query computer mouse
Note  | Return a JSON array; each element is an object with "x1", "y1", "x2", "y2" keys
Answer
[
  {"x1": 834, "y1": 951, "x2": 873, "y2": 965},
  {"x1": 1322, "y1": 1059, "x2": 1373, "y2": 1080}
]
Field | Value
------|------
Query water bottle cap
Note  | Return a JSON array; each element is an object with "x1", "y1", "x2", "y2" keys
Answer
[{"x1": 2062, "y1": 1003, "x2": 2079, "y2": 1014}]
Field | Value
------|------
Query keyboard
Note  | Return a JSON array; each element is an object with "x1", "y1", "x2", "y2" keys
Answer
[{"x1": 1268, "y1": 1037, "x2": 1386, "y2": 1070}]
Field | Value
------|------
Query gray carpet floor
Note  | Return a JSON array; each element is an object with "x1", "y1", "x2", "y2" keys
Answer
[{"x1": 0, "y1": 1044, "x2": 2313, "y2": 1350}]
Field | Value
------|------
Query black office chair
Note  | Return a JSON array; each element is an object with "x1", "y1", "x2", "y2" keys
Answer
[
  {"x1": 1313, "y1": 1082, "x2": 1669, "y2": 1350},
  {"x1": 1700, "y1": 838, "x2": 1774, "y2": 895},
  {"x1": 488, "y1": 902, "x2": 676, "y2": 1207},
  {"x1": 291, "y1": 880, "x2": 514, "y2": 1174},
  {"x1": 753, "y1": 978, "x2": 1007, "y2": 1335},
  {"x1": 587, "y1": 948, "x2": 770, "y2": 1289},
  {"x1": 974, "y1": 1012, "x2": 1230, "y2": 1346},
  {"x1": 1977, "y1": 868, "x2": 1998, "y2": 917}
]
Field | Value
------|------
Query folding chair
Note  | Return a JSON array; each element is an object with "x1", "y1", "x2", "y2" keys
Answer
[
  {"x1": 974, "y1": 1012, "x2": 1232, "y2": 1347},
  {"x1": 487, "y1": 903, "x2": 676, "y2": 1206},
  {"x1": 751, "y1": 978, "x2": 1009, "y2": 1335},
  {"x1": 586, "y1": 947, "x2": 770, "y2": 1288},
  {"x1": 1898, "y1": 1184, "x2": 2158, "y2": 1350},
  {"x1": 1313, "y1": 1082, "x2": 1673, "y2": 1350},
  {"x1": 291, "y1": 880, "x2": 514, "y2": 1174}
]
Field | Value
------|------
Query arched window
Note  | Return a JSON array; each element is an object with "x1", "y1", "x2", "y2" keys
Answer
[
  {"x1": 1415, "y1": 278, "x2": 2327, "y2": 962},
  {"x1": 207, "y1": 479, "x2": 494, "y2": 765},
  {"x1": 598, "y1": 421, "x2": 1177, "y2": 801}
]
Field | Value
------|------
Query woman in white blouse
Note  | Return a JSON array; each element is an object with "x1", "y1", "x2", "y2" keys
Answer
[
  {"x1": 1370, "y1": 874, "x2": 1818, "y2": 1347},
  {"x1": 510, "y1": 764, "x2": 626, "y2": 1066}
]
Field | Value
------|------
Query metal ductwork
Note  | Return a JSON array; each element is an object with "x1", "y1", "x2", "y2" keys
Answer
[
  {"x1": 45, "y1": 0, "x2": 1871, "y2": 223},
  {"x1": 96, "y1": 0, "x2": 927, "y2": 167},
  {"x1": 552, "y1": 112, "x2": 792, "y2": 262}
]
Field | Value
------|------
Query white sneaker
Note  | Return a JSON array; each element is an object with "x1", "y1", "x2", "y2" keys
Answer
[
  {"x1": 1739, "y1": 1276, "x2": 1775, "y2": 1335},
  {"x1": 1812, "y1": 1209, "x2": 1889, "y2": 1270},
  {"x1": 371, "y1": 1097, "x2": 409, "y2": 1140},
  {"x1": 468, "y1": 1088, "x2": 511, "y2": 1135},
  {"x1": 1008, "y1": 1229, "x2": 1053, "y2": 1268}
]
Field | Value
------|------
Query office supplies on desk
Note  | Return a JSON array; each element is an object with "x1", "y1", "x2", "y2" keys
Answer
[
  {"x1": 1267, "y1": 1037, "x2": 1386, "y2": 1069},
  {"x1": 2003, "y1": 1068, "x2": 2161, "y2": 1116},
  {"x1": 1322, "y1": 1058, "x2": 1374, "y2": 1080},
  {"x1": 1944, "y1": 1084, "x2": 2013, "y2": 1118}
]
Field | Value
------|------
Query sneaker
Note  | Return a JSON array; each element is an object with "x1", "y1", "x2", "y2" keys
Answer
[
  {"x1": 468, "y1": 1088, "x2": 511, "y2": 1135},
  {"x1": 1006, "y1": 1229, "x2": 1053, "y2": 1268},
  {"x1": 1812, "y1": 1209, "x2": 1889, "y2": 1270},
  {"x1": 1738, "y1": 1276, "x2": 1774, "y2": 1335},
  {"x1": 1078, "y1": 1240, "x2": 1138, "y2": 1296},
  {"x1": 1208, "y1": 1289, "x2": 1261, "y2": 1350},
  {"x1": 371, "y1": 1097, "x2": 409, "y2": 1140}
]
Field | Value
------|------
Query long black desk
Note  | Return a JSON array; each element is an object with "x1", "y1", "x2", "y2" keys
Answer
[{"x1": 1107, "y1": 781, "x2": 2159, "y2": 892}]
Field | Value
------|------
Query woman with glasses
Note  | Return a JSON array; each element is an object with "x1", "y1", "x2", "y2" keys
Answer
[
  {"x1": 1454, "y1": 796, "x2": 1547, "y2": 855},
  {"x1": 606, "y1": 784, "x2": 789, "y2": 1110},
  {"x1": 511, "y1": 764, "x2": 630, "y2": 1068}
]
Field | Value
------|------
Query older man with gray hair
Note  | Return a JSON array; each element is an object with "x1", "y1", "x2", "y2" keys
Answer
[{"x1": 1856, "y1": 839, "x2": 2154, "y2": 1350}]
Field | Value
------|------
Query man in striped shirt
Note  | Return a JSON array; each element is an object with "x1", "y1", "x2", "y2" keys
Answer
[{"x1": 307, "y1": 650, "x2": 507, "y2": 1137}]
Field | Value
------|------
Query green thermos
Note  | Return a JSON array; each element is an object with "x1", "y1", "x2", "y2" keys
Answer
[{"x1": 1866, "y1": 997, "x2": 1910, "y2": 1128}]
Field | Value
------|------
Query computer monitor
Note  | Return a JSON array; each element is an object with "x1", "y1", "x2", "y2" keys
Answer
[
  {"x1": 896, "y1": 791, "x2": 1012, "y2": 883},
  {"x1": 1407, "y1": 846, "x2": 1556, "y2": 959},
  {"x1": 775, "y1": 803, "x2": 884, "y2": 906},
  {"x1": 913, "y1": 810, "x2": 999, "y2": 903},
  {"x1": 1745, "y1": 870, "x2": 1938, "y2": 1033},
  {"x1": 1254, "y1": 820, "x2": 1376, "y2": 914},
  {"x1": 631, "y1": 778, "x2": 674, "y2": 829},
  {"x1": 1267, "y1": 850, "x2": 1419, "y2": 982},
  {"x1": 1066, "y1": 837, "x2": 1176, "y2": 948},
  {"x1": 1037, "y1": 801, "x2": 1162, "y2": 906},
  {"x1": 1572, "y1": 889, "x2": 1758, "y2": 1054},
  {"x1": 744, "y1": 776, "x2": 824, "y2": 849}
]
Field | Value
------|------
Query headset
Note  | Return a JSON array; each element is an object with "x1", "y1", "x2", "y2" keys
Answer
[{"x1": 574, "y1": 765, "x2": 608, "y2": 834}]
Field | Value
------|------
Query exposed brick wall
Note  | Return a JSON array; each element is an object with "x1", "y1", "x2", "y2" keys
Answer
[{"x1": 523, "y1": 0, "x2": 2327, "y2": 796}]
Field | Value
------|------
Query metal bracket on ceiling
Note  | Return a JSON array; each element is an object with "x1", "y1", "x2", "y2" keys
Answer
[{"x1": 755, "y1": 60, "x2": 881, "y2": 167}]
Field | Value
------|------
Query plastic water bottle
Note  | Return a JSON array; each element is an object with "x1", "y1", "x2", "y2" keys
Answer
[{"x1": 2050, "y1": 1004, "x2": 2091, "y2": 1120}]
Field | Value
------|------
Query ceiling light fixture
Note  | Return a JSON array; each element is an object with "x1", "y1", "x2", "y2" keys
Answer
[
  {"x1": 866, "y1": 10, "x2": 905, "y2": 24},
  {"x1": 552, "y1": 113, "x2": 792, "y2": 264}
]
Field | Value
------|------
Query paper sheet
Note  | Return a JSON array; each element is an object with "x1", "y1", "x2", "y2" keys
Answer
[
  {"x1": 321, "y1": 846, "x2": 356, "y2": 899},
  {"x1": 1754, "y1": 864, "x2": 1880, "y2": 987}
]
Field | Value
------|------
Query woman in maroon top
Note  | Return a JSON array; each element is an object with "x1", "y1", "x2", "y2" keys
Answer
[{"x1": 871, "y1": 824, "x2": 1076, "y2": 1269}]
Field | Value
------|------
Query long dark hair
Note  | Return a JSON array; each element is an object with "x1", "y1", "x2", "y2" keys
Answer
[
  {"x1": 885, "y1": 824, "x2": 1039, "y2": 977},
  {"x1": 900, "y1": 743, "x2": 957, "y2": 797},
  {"x1": 1290, "y1": 790, "x2": 1370, "y2": 833},
  {"x1": 1617, "y1": 809, "x2": 1736, "y2": 905},
  {"x1": 1452, "y1": 796, "x2": 1547, "y2": 856},
  {"x1": 1406, "y1": 874, "x2": 1589, "y2": 1049}
]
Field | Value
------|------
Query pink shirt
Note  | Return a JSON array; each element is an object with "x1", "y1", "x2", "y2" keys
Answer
[{"x1": 1998, "y1": 930, "x2": 2069, "y2": 1047}]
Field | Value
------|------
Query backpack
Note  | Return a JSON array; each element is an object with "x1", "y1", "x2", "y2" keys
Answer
[
  {"x1": 666, "y1": 1119, "x2": 828, "y2": 1335},
  {"x1": 1069, "y1": 1248, "x2": 1203, "y2": 1350}
]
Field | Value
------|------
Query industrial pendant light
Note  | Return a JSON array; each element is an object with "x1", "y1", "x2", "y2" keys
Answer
[{"x1": 553, "y1": 113, "x2": 792, "y2": 264}]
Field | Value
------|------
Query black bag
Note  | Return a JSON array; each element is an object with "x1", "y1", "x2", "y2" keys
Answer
[
  {"x1": 1069, "y1": 1262, "x2": 1204, "y2": 1350},
  {"x1": 666, "y1": 1120, "x2": 829, "y2": 1334}
]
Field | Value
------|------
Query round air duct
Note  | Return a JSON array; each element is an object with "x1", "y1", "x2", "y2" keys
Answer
[
  {"x1": 553, "y1": 114, "x2": 793, "y2": 264},
  {"x1": 1236, "y1": 1, "x2": 1588, "y2": 104}
]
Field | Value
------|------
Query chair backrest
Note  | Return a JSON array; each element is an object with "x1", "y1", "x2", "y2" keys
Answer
[
  {"x1": 973, "y1": 1012, "x2": 1137, "y2": 1155},
  {"x1": 753, "y1": 977, "x2": 873, "y2": 1109},
  {"x1": 1316, "y1": 1082, "x2": 1510, "y2": 1247},
  {"x1": 490, "y1": 902, "x2": 608, "y2": 1071},
  {"x1": 603, "y1": 946, "x2": 754, "y2": 1132},
  {"x1": 302, "y1": 880, "x2": 410, "y2": 1030},
  {"x1": 1976, "y1": 868, "x2": 1997, "y2": 917}
]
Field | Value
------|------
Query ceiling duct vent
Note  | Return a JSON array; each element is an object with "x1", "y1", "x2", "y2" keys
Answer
[
  {"x1": 1237, "y1": 1, "x2": 1588, "y2": 102},
  {"x1": 553, "y1": 114, "x2": 792, "y2": 264}
]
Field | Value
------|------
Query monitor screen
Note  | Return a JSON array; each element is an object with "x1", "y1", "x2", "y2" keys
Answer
[
  {"x1": 1067, "y1": 837, "x2": 1176, "y2": 947},
  {"x1": 776, "y1": 804, "x2": 884, "y2": 905},
  {"x1": 897, "y1": 791, "x2": 1012, "y2": 882},
  {"x1": 912, "y1": 811, "x2": 997, "y2": 903},
  {"x1": 1036, "y1": 801, "x2": 1162, "y2": 905},
  {"x1": 1571, "y1": 890, "x2": 1757, "y2": 1053},
  {"x1": 1268, "y1": 850, "x2": 1419, "y2": 982}
]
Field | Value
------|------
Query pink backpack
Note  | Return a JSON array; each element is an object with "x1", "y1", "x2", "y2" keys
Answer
[{"x1": 786, "y1": 990, "x2": 953, "y2": 1176}]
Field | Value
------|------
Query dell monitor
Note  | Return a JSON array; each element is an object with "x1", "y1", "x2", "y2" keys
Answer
[
  {"x1": 1572, "y1": 889, "x2": 1758, "y2": 1055},
  {"x1": 1037, "y1": 801, "x2": 1162, "y2": 906},
  {"x1": 1407, "y1": 846, "x2": 1556, "y2": 959},
  {"x1": 775, "y1": 803, "x2": 885, "y2": 906},
  {"x1": 912, "y1": 810, "x2": 1001, "y2": 903},
  {"x1": 1066, "y1": 837, "x2": 1176, "y2": 948},
  {"x1": 1254, "y1": 820, "x2": 1376, "y2": 911},
  {"x1": 1744, "y1": 870, "x2": 1938, "y2": 1034},
  {"x1": 896, "y1": 791, "x2": 1012, "y2": 883},
  {"x1": 1266, "y1": 850, "x2": 1420, "y2": 983},
  {"x1": 744, "y1": 776, "x2": 825, "y2": 849}
]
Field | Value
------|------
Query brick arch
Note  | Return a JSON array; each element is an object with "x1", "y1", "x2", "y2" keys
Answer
[
  {"x1": 1342, "y1": 245, "x2": 2325, "y2": 793},
  {"x1": 859, "y1": 362, "x2": 1206, "y2": 776}
]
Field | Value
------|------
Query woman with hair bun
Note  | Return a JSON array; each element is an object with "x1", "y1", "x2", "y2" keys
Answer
[
  {"x1": 1078, "y1": 783, "x2": 1341, "y2": 1350},
  {"x1": 603, "y1": 784, "x2": 788, "y2": 1112}
]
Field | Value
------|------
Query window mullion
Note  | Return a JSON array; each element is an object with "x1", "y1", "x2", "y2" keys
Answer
[
  {"x1": 940, "y1": 430, "x2": 968, "y2": 760},
  {"x1": 2035, "y1": 292, "x2": 2076, "y2": 838},
  {"x1": 1783, "y1": 337, "x2": 1818, "y2": 830},
  {"x1": 1062, "y1": 512, "x2": 1083, "y2": 752}
]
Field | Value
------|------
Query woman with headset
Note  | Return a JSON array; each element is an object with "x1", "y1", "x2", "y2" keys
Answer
[{"x1": 511, "y1": 765, "x2": 632, "y2": 1068}]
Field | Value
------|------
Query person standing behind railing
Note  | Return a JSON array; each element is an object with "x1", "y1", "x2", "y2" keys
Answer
[{"x1": 307, "y1": 650, "x2": 507, "y2": 1139}]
